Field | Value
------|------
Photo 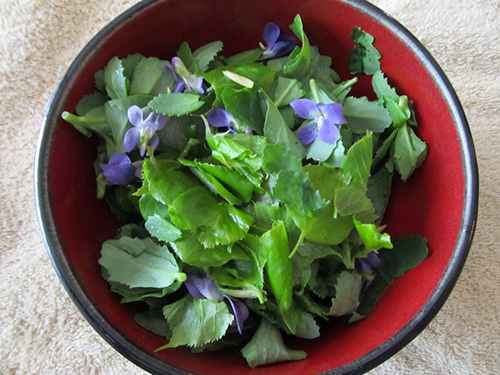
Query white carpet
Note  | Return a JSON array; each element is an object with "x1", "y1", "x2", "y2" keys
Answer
[{"x1": 0, "y1": 0, "x2": 498, "y2": 374}]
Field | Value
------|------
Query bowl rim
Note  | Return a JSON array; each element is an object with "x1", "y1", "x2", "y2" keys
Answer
[{"x1": 35, "y1": 0, "x2": 479, "y2": 374}]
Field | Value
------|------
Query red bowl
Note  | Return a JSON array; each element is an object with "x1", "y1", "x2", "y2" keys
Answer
[{"x1": 35, "y1": 1, "x2": 478, "y2": 374}]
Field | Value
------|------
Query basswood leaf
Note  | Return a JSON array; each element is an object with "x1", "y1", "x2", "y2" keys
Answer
[
  {"x1": 130, "y1": 57, "x2": 172, "y2": 95},
  {"x1": 355, "y1": 236, "x2": 429, "y2": 317},
  {"x1": 393, "y1": 124, "x2": 428, "y2": 181},
  {"x1": 271, "y1": 76, "x2": 304, "y2": 107},
  {"x1": 348, "y1": 27, "x2": 381, "y2": 75},
  {"x1": 329, "y1": 271, "x2": 363, "y2": 316},
  {"x1": 353, "y1": 217, "x2": 393, "y2": 251},
  {"x1": 104, "y1": 57, "x2": 128, "y2": 99},
  {"x1": 158, "y1": 296, "x2": 233, "y2": 349},
  {"x1": 283, "y1": 15, "x2": 312, "y2": 78},
  {"x1": 122, "y1": 53, "x2": 145, "y2": 81},
  {"x1": 224, "y1": 49, "x2": 262, "y2": 66},
  {"x1": 367, "y1": 168, "x2": 393, "y2": 220},
  {"x1": 171, "y1": 236, "x2": 247, "y2": 268},
  {"x1": 263, "y1": 222, "x2": 293, "y2": 312},
  {"x1": 343, "y1": 97, "x2": 392, "y2": 134},
  {"x1": 241, "y1": 320, "x2": 307, "y2": 368},
  {"x1": 99, "y1": 237, "x2": 185, "y2": 289},
  {"x1": 193, "y1": 41, "x2": 224, "y2": 71},
  {"x1": 76, "y1": 92, "x2": 107, "y2": 116},
  {"x1": 148, "y1": 93, "x2": 204, "y2": 116},
  {"x1": 135, "y1": 309, "x2": 170, "y2": 337},
  {"x1": 145, "y1": 214, "x2": 182, "y2": 242}
]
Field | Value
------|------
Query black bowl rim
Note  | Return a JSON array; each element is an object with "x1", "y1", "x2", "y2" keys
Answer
[{"x1": 35, "y1": 0, "x2": 479, "y2": 374}]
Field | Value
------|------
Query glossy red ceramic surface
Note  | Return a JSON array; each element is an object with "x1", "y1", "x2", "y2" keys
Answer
[{"x1": 47, "y1": 1, "x2": 466, "y2": 374}]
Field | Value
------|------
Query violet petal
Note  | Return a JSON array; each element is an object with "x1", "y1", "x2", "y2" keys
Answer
[
  {"x1": 101, "y1": 153, "x2": 135, "y2": 186},
  {"x1": 148, "y1": 134, "x2": 160, "y2": 151},
  {"x1": 318, "y1": 119, "x2": 340, "y2": 144},
  {"x1": 262, "y1": 22, "x2": 280, "y2": 49},
  {"x1": 296, "y1": 122, "x2": 318, "y2": 145},
  {"x1": 264, "y1": 40, "x2": 296, "y2": 59},
  {"x1": 290, "y1": 99, "x2": 321, "y2": 120},
  {"x1": 225, "y1": 297, "x2": 249, "y2": 335},
  {"x1": 207, "y1": 108, "x2": 234, "y2": 128},
  {"x1": 128, "y1": 105, "x2": 143, "y2": 127},
  {"x1": 319, "y1": 103, "x2": 347, "y2": 125},
  {"x1": 356, "y1": 258, "x2": 372, "y2": 274},
  {"x1": 366, "y1": 252, "x2": 383, "y2": 269},
  {"x1": 174, "y1": 80, "x2": 186, "y2": 93},
  {"x1": 123, "y1": 127, "x2": 139, "y2": 153},
  {"x1": 185, "y1": 275, "x2": 223, "y2": 301}
]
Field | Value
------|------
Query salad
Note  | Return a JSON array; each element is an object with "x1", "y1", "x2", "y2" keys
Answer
[{"x1": 62, "y1": 15, "x2": 429, "y2": 368}]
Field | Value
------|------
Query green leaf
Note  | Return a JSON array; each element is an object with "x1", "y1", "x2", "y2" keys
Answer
[
  {"x1": 393, "y1": 125, "x2": 428, "y2": 181},
  {"x1": 367, "y1": 168, "x2": 393, "y2": 220},
  {"x1": 109, "y1": 279, "x2": 182, "y2": 304},
  {"x1": 348, "y1": 27, "x2": 381, "y2": 75},
  {"x1": 356, "y1": 236, "x2": 428, "y2": 316},
  {"x1": 139, "y1": 194, "x2": 169, "y2": 220},
  {"x1": 379, "y1": 236, "x2": 429, "y2": 280},
  {"x1": 135, "y1": 309, "x2": 170, "y2": 337},
  {"x1": 61, "y1": 107, "x2": 109, "y2": 139},
  {"x1": 177, "y1": 42, "x2": 195, "y2": 71},
  {"x1": 99, "y1": 237, "x2": 185, "y2": 289},
  {"x1": 283, "y1": 15, "x2": 312, "y2": 78},
  {"x1": 294, "y1": 311, "x2": 320, "y2": 339},
  {"x1": 329, "y1": 271, "x2": 363, "y2": 316},
  {"x1": 193, "y1": 41, "x2": 223, "y2": 71},
  {"x1": 145, "y1": 215, "x2": 182, "y2": 242},
  {"x1": 210, "y1": 243, "x2": 266, "y2": 302},
  {"x1": 180, "y1": 159, "x2": 254, "y2": 204},
  {"x1": 327, "y1": 78, "x2": 359, "y2": 104},
  {"x1": 271, "y1": 76, "x2": 304, "y2": 107},
  {"x1": 341, "y1": 132, "x2": 373, "y2": 186},
  {"x1": 262, "y1": 91, "x2": 305, "y2": 159},
  {"x1": 104, "y1": 57, "x2": 128, "y2": 99},
  {"x1": 122, "y1": 53, "x2": 145, "y2": 81},
  {"x1": 158, "y1": 296, "x2": 233, "y2": 349},
  {"x1": 95, "y1": 70, "x2": 105, "y2": 93},
  {"x1": 306, "y1": 138, "x2": 336, "y2": 162},
  {"x1": 305, "y1": 164, "x2": 344, "y2": 201},
  {"x1": 148, "y1": 93, "x2": 204, "y2": 117},
  {"x1": 142, "y1": 159, "x2": 199, "y2": 205},
  {"x1": 292, "y1": 241, "x2": 336, "y2": 292},
  {"x1": 335, "y1": 185, "x2": 374, "y2": 218},
  {"x1": 224, "y1": 49, "x2": 262, "y2": 66},
  {"x1": 291, "y1": 206, "x2": 353, "y2": 246},
  {"x1": 344, "y1": 97, "x2": 392, "y2": 134},
  {"x1": 130, "y1": 57, "x2": 173, "y2": 95},
  {"x1": 76, "y1": 92, "x2": 107, "y2": 116},
  {"x1": 171, "y1": 236, "x2": 247, "y2": 268},
  {"x1": 372, "y1": 70, "x2": 398, "y2": 101},
  {"x1": 207, "y1": 133, "x2": 266, "y2": 188},
  {"x1": 373, "y1": 129, "x2": 397, "y2": 166},
  {"x1": 308, "y1": 256, "x2": 342, "y2": 298},
  {"x1": 241, "y1": 320, "x2": 307, "y2": 368},
  {"x1": 168, "y1": 186, "x2": 253, "y2": 248},
  {"x1": 310, "y1": 47, "x2": 341, "y2": 86},
  {"x1": 264, "y1": 147, "x2": 327, "y2": 217},
  {"x1": 353, "y1": 218, "x2": 393, "y2": 251},
  {"x1": 263, "y1": 222, "x2": 293, "y2": 312}
]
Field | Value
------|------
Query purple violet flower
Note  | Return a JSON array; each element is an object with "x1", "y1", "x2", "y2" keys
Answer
[
  {"x1": 207, "y1": 108, "x2": 237, "y2": 132},
  {"x1": 101, "y1": 153, "x2": 135, "y2": 186},
  {"x1": 290, "y1": 99, "x2": 347, "y2": 145},
  {"x1": 166, "y1": 57, "x2": 205, "y2": 95},
  {"x1": 123, "y1": 105, "x2": 167, "y2": 157},
  {"x1": 356, "y1": 252, "x2": 383, "y2": 274},
  {"x1": 185, "y1": 274, "x2": 249, "y2": 334},
  {"x1": 260, "y1": 22, "x2": 296, "y2": 60}
]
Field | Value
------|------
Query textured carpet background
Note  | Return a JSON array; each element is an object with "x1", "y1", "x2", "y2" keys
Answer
[{"x1": 0, "y1": 0, "x2": 498, "y2": 374}]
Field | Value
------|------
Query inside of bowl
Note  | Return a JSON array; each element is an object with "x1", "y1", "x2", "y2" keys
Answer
[{"x1": 47, "y1": 0, "x2": 465, "y2": 374}]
